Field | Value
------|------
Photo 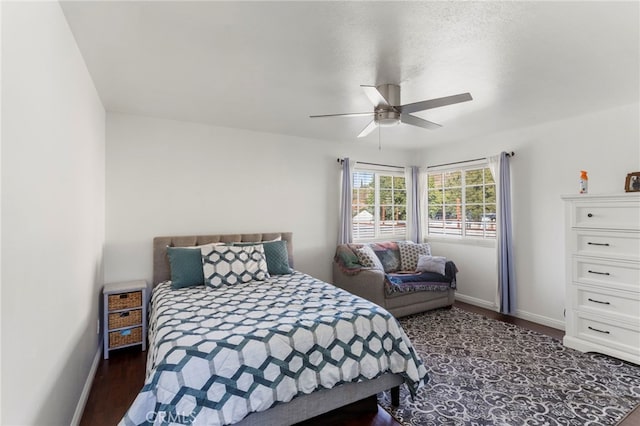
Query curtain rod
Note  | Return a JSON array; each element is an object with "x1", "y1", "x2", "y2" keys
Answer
[
  {"x1": 337, "y1": 158, "x2": 405, "y2": 170},
  {"x1": 426, "y1": 151, "x2": 515, "y2": 169}
]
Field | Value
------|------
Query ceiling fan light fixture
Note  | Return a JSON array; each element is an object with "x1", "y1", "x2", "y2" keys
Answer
[{"x1": 375, "y1": 110, "x2": 400, "y2": 127}]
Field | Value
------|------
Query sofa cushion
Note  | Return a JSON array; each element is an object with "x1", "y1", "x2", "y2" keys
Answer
[{"x1": 398, "y1": 241, "x2": 432, "y2": 271}]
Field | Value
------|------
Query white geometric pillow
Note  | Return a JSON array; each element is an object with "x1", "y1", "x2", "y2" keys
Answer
[
  {"x1": 201, "y1": 244, "x2": 269, "y2": 289},
  {"x1": 353, "y1": 245, "x2": 384, "y2": 270},
  {"x1": 397, "y1": 241, "x2": 432, "y2": 271}
]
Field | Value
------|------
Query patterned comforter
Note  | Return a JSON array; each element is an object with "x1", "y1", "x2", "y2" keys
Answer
[{"x1": 121, "y1": 271, "x2": 428, "y2": 426}]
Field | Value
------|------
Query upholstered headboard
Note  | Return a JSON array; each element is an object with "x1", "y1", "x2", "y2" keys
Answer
[{"x1": 153, "y1": 232, "x2": 294, "y2": 286}]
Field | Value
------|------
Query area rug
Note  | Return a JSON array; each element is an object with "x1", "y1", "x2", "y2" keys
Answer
[{"x1": 378, "y1": 307, "x2": 640, "y2": 425}]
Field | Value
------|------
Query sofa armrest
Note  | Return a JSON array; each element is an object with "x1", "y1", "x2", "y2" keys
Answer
[{"x1": 332, "y1": 262, "x2": 386, "y2": 307}]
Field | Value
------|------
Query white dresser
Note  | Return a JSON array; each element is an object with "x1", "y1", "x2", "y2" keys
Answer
[{"x1": 562, "y1": 193, "x2": 640, "y2": 364}]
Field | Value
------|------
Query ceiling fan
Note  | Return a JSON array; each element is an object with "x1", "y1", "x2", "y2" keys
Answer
[{"x1": 310, "y1": 84, "x2": 472, "y2": 138}]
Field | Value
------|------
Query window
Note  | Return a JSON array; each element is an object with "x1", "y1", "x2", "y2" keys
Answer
[
  {"x1": 427, "y1": 166, "x2": 496, "y2": 238},
  {"x1": 352, "y1": 169, "x2": 407, "y2": 241}
]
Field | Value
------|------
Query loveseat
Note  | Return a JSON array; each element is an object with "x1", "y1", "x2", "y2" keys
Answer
[{"x1": 332, "y1": 241, "x2": 456, "y2": 318}]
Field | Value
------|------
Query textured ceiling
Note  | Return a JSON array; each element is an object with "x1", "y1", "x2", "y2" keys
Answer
[{"x1": 60, "y1": 1, "x2": 639, "y2": 149}]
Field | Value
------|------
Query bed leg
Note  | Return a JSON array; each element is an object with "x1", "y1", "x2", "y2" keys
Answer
[{"x1": 390, "y1": 386, "x2": 400, "y2": 407}]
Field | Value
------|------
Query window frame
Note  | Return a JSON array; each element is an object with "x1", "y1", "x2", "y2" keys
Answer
[
  {"x1": 351, "y1": 167, "x2": 407, "y2": 242},
  {"x1": 425, "y1": 162, "x2": 497, "y2": 241}
]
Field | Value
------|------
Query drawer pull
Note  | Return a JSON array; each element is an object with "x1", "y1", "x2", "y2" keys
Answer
[
  {"x1": 119, "y1": 294, "x2": 129, "y2": 299},
  {"x1": 588, "y1": 270, "x2": 610, "y2": 276},
  {"x1": 587, "y1": 242, "x2": 610, "y2": 246},
  {"x1": 588, "y1": 326, "x2": 610, "y2": 335},
  {"x1": 120, "y1": 312, "x2": 130, "y2": 317},
  {"x1": 587, "y1": 213, "x2": 593, "y2": 218},
  {"x1": 587, "y1": 298, "x2": 610, "y2": 305}
]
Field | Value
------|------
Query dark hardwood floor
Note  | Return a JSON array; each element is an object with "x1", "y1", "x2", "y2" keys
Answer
[{"x1": 80, "y1": 301, "x2": 639, "y2": 425}]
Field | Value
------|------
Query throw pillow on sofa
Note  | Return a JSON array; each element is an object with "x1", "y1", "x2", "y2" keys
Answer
[
  {"x1": 353, "y1": 244, "x2": 384, "y2": 270},
  {"x1": 416, "y1": 255, "x2": 447, "y2": 275},
  {"x1": 398, "y1": 241, "x2": 432, "y2": 271}
]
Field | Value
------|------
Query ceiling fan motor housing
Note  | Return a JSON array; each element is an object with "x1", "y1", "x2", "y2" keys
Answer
[
  {"x1": 375, "y1": 84, "x2": 401, "y2": 106},
  {"x1": 375, "y1": 110, "x2": 400, "y2": 126},
  {"x1": 375, "y1": 84, "x2": 401, "y2": 126}
]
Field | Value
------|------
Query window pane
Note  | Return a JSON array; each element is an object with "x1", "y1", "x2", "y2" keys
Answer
[
  {"x1": 353, "y1": 172, "x2": 374, "y2": 188},
  {"x1": 379, "y1": 175, "x2": 392, "y2": 188},
  {"x1": 428, "y1": 174, "x2": 443, "y2": 190},
  {"x1": 465, "y1": 185, "x2": 483, "y2": 203},
  {"x1": 465, "y1": 169, "x2": 483, "y2": 185},
  {"x1": 484, "y1": 168, "x2": 495, "y2": 184},
  {"x1": 379, "y1": 205, "x2": 392, "y2": 221},
  {"x1": 444, "y1": 171, "x2": 461, "y2": 187},
  {"x1": 394, "y1": 190, "x2": 406, "y2": 205},
  {"x1": 485, "y1": 185, "x2": 496, "y2": 203},
  {"x1": 393, "y1": 176, "x2": 406, "y2": 190},
  {"x1": 444, "y1": 218, "x2": 462, "y2": 236},
  {"x1": 444, "y1": 188, "x2": 462, "y2": 204},
  {"x1": 380, "y1": 189, "x2": 392, "y2": 204},
  {"x1": 427, "y1": 188, "x2": 442, "y2": 204}
]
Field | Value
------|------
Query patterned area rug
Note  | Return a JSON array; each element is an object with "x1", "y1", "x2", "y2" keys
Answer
[{"x1": 378, "y1": 307, "x2": 640, "y2": 425}]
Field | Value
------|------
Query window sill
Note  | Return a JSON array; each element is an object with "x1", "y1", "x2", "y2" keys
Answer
[{"x1": 426, "y1": 235, "x2": 496, "y2": 248}]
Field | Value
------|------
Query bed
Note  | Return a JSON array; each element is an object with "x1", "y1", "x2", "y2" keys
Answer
[{"x1": 120, "y1": 232, "x2": 427, "y2": 425}]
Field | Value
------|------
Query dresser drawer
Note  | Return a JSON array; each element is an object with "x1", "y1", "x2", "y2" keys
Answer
[
  {"x1": 574, "y1": 285, "x2": 640, "y2": 321},
  {"x1": 108, "y1": 309, "x2": 142, "y2": 330},
  {"x1": 108, "y1": 326, "x2": 142, "y2": 349},
  {"x1": 575, "y1": 314, "x2": 640, "y2": 356},
  {"x1": 108, "y1": 291, "x2": 142, "y2": 311},
  {"x1": 572, "y1": 202, "x2": 640, "y2": 230},
  {"x1": 574, "y1": 257, "x2": 640, "y2": 291},
  {"x1": 574, "y1": 230, "x2": 640, "y2": 261}
]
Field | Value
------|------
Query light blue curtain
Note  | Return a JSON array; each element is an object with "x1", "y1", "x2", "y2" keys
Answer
[
  {"x1": 497, "y1": 152, "x2": 515, "y2": 314},
  {"x1": 408, "y1": 166, "x2": 421, "y2": 243},
  {"x1": 338, "y1": 158, "x2": 352, "y2": 244}
]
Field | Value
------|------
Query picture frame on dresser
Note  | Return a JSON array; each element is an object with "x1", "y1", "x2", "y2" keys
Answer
[{"x1": 624, "y1": 172, "x2": 640, "y2": 192}]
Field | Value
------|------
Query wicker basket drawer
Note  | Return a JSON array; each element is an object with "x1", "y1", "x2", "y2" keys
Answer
[
  {"x1": 108, "y1": 309, "x2": 142, "y2": 330},
  {"x1": 108, "y1": 326, "x2": 142, "y2": 349},
  {"x1": 108, "y1": 291, "x2": 142, "y2": 311}
]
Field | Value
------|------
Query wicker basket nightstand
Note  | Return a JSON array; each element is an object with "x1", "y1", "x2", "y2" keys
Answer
[{"x1": 103, "y1": 280, "x2": 147, "y2": 359}]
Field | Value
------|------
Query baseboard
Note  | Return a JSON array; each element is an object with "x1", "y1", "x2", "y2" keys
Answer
[
  {"x1": 454, "y1": 293, "x2": 497, "y2": 311},
  {"x1": 70, "y1": 342, "x2": 102, "y2": 426},
  {"x1": 455, "y1": 294, "x2": 565, "y2": 331},
  {"x1": 514, "y1": 309, "x2": 565, "y2": 331}
]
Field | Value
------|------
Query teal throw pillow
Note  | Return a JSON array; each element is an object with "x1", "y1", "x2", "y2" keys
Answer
[
  {"x1": 263, "y1": 240, "x2": 293, "y2": 275},
  {"x1": 167, "y1": 246, "x2": 204, "y2": 289}
]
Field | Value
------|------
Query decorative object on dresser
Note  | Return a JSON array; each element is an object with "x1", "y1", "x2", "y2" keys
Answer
[
  {"x1": 562, "y1": 193, "x2": 640, "y2": 364},
  {"x1": 625, "y1": 172, "x2": 640, "y2": 192},
  {"x1": 103, "y1": 280, "x2": 147, "y2": 359}
]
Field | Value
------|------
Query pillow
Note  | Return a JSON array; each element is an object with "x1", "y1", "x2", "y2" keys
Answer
[
  {"x1": 416, "y1": 255, "x2": 447, "y2": 275},
  {"x1": 369, "y1": 241, "x2": 401, "y2": 273},
  {"x1": 231, "y1": 241, "x2": 292, "y2": 275},
  {"x1": 167, "y1": 247, "x2": 204, "y2": 289},
  {"x1": 398, "y1": 241, "x2": 432, "y2": 271},
  {"x1": 353, "y1": 244, "x2": 384, "y2": 270},
  {"x1": 201, "y1": 245, "x2": 269, "y2": 289},
  {"x1": 262, "y1": 240, "x2": 293, "y2": 275}
]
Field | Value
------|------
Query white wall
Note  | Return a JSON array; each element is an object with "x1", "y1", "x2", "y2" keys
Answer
[
  {"x1": 105, "y1": 113, "x2": 413, "y2": 285},
  {"x1": 1, "y1": 3, "x2": 105, "y2": 425},
  {"x1": 414, "y1": 103, "x2": 640, "y2": 328}
]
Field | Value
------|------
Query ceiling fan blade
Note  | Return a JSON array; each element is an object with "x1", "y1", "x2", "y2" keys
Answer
[
  {"x1": 361, "y1": 85, "x2": 390, "y2": 107},
  {"x1": 398, "y1": 92, "x2": 473, "y2": 114},
  {"x1": 309, "y1": 112, "x2": 374, "y2": 118},
  {"x1": 357, "y1": 120, "x2": 378, "y2": 138},
  {"x1": 400, "y1": 113, "x2": 442, "y2": 130}
]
